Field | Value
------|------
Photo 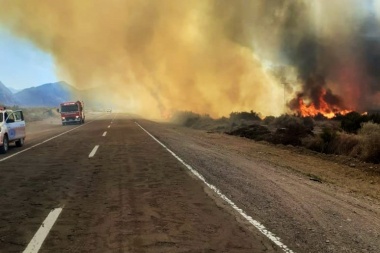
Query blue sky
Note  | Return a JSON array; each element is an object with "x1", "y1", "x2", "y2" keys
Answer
[{"x1": 0, "y1": 26, "x2": 58, "y2": 90}]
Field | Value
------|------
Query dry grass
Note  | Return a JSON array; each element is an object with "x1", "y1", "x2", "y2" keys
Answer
[{"x1": 358, "y1": 122, "x2": 380, "y2": 163}]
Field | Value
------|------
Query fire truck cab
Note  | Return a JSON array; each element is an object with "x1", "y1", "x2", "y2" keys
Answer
[
  {"x1": 0, "y1": 108, "x2": 26, "y2": 154},
  {"x1": 59, "y1": 101, "x2": 85, "y2": 125}
]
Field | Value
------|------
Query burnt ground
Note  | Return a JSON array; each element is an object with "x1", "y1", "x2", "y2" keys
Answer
[{"x1": 0, "y1": 113, "x2": 379, "y2": 252}]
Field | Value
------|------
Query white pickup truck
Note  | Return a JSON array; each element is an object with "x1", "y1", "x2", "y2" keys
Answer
[{"x1": 0, "y1": 109, "x2": 26, "y2": 154}]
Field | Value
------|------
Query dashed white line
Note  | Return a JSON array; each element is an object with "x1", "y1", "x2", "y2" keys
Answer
[
  {"x1": 135, "y1": 122, "x2": 294, "y2": 253},
  {"x1": 89, "y1": 145, "x2": 99, "y2": 158},
  {"x1": 102, "y1": 131, "x2": 107, "y2": 137},
  {"x1": 107, "y1": 125, "x2": 111, "y2": 128},
  {"x1": 23, "y1": 207, "x2": 63, "y2": 253}
]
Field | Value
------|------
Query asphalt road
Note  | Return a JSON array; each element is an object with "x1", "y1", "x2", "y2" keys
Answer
[
  {"x1": 1, "y1": 113, "x2": 379, "y2": 253},
  {"x1": 0, "y1": 114, "x2": 279, "y2": 253}
]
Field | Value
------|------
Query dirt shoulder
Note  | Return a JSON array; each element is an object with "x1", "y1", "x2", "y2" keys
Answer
[
  {"x1": 157, "y1": 122, "x2": 380, "y2": 201},
  {"x1": 139, "y1": 119, "x2": 380, "y2": 252}
]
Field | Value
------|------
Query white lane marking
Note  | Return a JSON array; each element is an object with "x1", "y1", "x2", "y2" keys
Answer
[
  {"x1": 102, "y1": 131, "x2": 107, "y2": 137},
  {"x1": 0, "y1": 114, "x2": 109, "y2": 163},
  {"x1": 89, "y1": 145, "x2": 99, "y2": 158},
  {"x1": 108, "y1": 125, "x2": 111, "y2": 128},
  {"x1": 135, "y1": 122, "x2": 294, "y2": 253},
  {"x1": 23, "y1": 208, "x2": 63, "y2": 253}
]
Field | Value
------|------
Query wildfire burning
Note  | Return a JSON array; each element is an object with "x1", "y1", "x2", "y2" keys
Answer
[
  {"x1": 0, "y1": 1, "x2": 379, "y2": 118},
  {"x1": 297, "y1": 89, "x2": 351, "y2": 118}
]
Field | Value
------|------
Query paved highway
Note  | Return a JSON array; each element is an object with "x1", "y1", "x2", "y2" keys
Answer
[{"x1": 1, "y1": 113, "x2": 379, "y2": 252}]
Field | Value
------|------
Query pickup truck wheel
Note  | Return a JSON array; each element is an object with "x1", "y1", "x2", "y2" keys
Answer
[
  {"x1": 0, "y1": 135, "x2": 9, "y2": 154},
  {"x1": 15, "y1": 138, "x2": 24, "y2": 147}
]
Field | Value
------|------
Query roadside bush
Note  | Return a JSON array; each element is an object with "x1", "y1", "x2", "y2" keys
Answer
[
  {"x1": 270, "y1": 114, "x2": 314, "y2": 146},
  {"x1": 368, "y1": 113, "x2": 380, "y2": 124},
  {"x1": 319, "y1": 127, "x2": 338, "y2": 153},
  {"x1": 171, "y1": 111, "x2": 201, "y2": 127},
  {"x1": 229, "y1": 111, "x2": 261, "y2": 122},
  {"x1": 329, "y1": 132, "x2": 360, "y2": 156},
  {"x1": 263, "y1": 116, "x2": 275, "y2": 125},
  {"x1": 302, "y1": 116, "x2": 315, "y2": 131},
  {"x1": 358, "y1": 122, "x2": 380, "y2": 163},
  {"x1": 13, "y1": 107, "x2": 59, "y2": 122},
  {"x1": 340, "y1": 111, "x2": 368, "y2": 133},
  {"x1": 302, "y1": 135, "x2": 324, "y2": 152},
  {"x1": 227, "y1": 124, "x2": 271, "y2": 141}
]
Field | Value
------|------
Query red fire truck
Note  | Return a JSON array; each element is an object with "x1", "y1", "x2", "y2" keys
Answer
[{"x1": 59, "y1": 101, "x2": 85, "y2": 125}]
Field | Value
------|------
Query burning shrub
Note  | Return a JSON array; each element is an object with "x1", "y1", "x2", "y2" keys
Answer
[{"x1": 358, "y1": 122, "x2": 380, "y2": 163}]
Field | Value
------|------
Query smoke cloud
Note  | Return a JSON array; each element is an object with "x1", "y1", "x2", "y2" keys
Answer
[{"x1": 0, "y1": 0, "x2": 379, "y2": 118}]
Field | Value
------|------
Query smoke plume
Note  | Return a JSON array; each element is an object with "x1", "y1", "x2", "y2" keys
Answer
[{"x1": 0, "y1": 0, "x2": 379, "y2": 118}]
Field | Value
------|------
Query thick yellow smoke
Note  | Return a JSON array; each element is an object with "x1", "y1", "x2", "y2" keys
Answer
[{"x1": 0, "y1": 0, "x2": 285, "y2": 118}]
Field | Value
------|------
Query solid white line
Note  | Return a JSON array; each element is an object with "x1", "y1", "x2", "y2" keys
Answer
[
  {"x1": 89, "y1": 145, "x2": 99, "y2": 158},
  {"x1": 135, "y1": 122, "x2": 294, "y2": 253},
  {"x1": 102, "y1": 131, "x2": 107, "y2": 137},
  {"x1": 23, "y1": 208, "x2": 63, "y2": 253}
]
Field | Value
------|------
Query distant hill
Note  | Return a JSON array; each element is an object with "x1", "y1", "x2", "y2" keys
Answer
[
  {"x1": 0, "y1": 81, "x2": 16, "y2": 106},
  {"x1": 7, "y1": 86, "x2": 20, "y2": 94},
  {"x1": 14, "y1": 81, "x2": 76, "y2": 107}
]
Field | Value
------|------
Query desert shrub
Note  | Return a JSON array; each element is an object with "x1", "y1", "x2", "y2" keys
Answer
[
  {"x1": 340, "y1": 111, "x2": 369, "y2": 133},
  {"x1": 270, "y1": 114, "x2": 313, "y2": 146},
  {"x1": 358, "y1": 122, "x2": 380, "y2": 163},
  {"x1": 302, "y1": 135, "x2": 324, "y2": 152},
  {"x1": 227, "y1": 124, "x2": 271, "y2": 141},
  {"x1": 319, "y1": 127, "x2": 338, "y2": 153},
  {"x1": 13, "y1": 107, "x2": 58, "y2": 122},
  {"x1": 320, "y1": 127, "x2": 337, "y2": 144},
  {"x1": 274, "y1": 115, "x2": 312, "y2": 136},
  {"x1": 367, "y1": 113, "x2": 380, "y2": 124},
  {"x1": 263, "y1": 116, "x2": 276, "y2": 125},
  {"x1": 302, "y1": 116, "x2": 315, "y2": 131},
  {"x1": 329, "y1": 132, "x2": 360, "y2": 156},
  {"x1": 229, "y1": 111, "x2": 261, "y2": 122},
  {"x1": 171, "y1": 111, "x2": 201, "y2": 127}
]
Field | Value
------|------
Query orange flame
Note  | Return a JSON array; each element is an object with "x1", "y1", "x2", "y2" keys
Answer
[{"x1": 298, "y1": 89, "x2": 351, "y2": 119}]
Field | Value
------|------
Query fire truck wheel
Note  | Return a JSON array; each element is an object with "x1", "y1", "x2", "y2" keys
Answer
[
  {"x1": 15, "y1": 138, "x2": 24, "y2": 147},
  {"x1": 0, "y1": 135, "x2": 9, "y2": 154}
]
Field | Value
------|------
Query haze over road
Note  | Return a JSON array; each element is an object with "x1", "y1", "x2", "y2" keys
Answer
[{"x1": 0, "y1": 113, "x2": 379, "y2": 252}]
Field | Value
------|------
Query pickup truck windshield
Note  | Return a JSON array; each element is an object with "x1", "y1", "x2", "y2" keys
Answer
[{"x1": 61, "y1": 104, "x2": 79, "y2": 112}]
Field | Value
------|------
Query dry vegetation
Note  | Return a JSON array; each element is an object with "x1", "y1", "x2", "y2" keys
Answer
[
  {"x1": 171, "y1": 111, "x2": 380, "y2": 164},
  {"x1": 8, "y1": 106, "x2": 60, "y2": 122}
]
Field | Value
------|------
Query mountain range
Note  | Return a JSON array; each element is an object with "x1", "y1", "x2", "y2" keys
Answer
[{"x1": 0, "y1": 81, "x2": 77, "y2": 107}]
